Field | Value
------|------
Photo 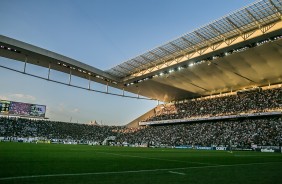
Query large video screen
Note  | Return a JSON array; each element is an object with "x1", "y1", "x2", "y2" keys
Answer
[
  {"x1": 0, "y1": 100, "x2": 46, "y2": 118},
  {"x1": 10, "y1": 102, "x2": 31, "y2": 116},
  {"x1": 30, "y1": 104, "x2": 46, "y2": 117}
]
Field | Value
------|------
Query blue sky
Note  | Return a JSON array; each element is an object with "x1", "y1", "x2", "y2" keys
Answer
[{"x1": 0, "y1": 0, "x2": 255, "y2": 125}]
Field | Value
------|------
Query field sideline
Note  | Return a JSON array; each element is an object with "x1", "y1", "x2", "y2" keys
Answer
[{"x1": 0, "y1": 142, "x2": 281, "y2": 184}]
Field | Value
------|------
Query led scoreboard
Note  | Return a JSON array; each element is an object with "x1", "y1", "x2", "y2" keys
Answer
[{"x1": 0, "y1": 100, "x2": 46, "y2": 118}]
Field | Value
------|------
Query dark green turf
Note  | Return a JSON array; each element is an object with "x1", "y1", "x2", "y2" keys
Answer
[{"x1": 0, "y1": 142, "x2": 281, "y2": 184}]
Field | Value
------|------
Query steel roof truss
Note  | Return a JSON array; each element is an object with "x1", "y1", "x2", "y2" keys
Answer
[
  {"x1": 245, "y1": 8, "x2": 262, "y2": 29},
  {"x1": 225, "y1": 17, "x2": 243, "y2": 35},
  {"x1": 268, "y1": 0, "x2": 282, "y2": 18},
  {"x1": 194, "y1": 31, "x2": 210, "y2": 45}
]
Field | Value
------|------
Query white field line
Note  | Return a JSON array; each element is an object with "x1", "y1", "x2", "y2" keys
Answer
[
  {"x1": 0, "y1": 161, "x2": 281, "y2": 181},
  {"x1": 169, "y1": 171, "x2": 186, "y2": 175},
  {"x1": 96, "y1": 151, "x2": 217, "y2": 166}
]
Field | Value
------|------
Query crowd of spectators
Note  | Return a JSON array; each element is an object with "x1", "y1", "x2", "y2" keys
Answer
[
  {"x1": 0, "y1": 117, "x2": 122, "y2": 143},
  {"x1": 0, "y1": 116, "x2": 281, "y2": 148},
  {"x1": 116, "y1": 117, "x2": 282, "y2": 148},
  {"x1": 0, "y1": 86, "x2": 281, "y2": 148},
  {"x1": 146, "y1": 87, "x2": 282, "y2": 122}
]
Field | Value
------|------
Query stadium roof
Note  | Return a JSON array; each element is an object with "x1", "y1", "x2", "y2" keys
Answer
[
  {"x1": 106, "y1": 0, "x2": 282, "y2": 79},
  {"x1": 0, "y1": 0, "x2": 282, "y2": 102}
]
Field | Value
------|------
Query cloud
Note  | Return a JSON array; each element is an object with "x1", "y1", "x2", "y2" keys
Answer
[
  {"x1": 0, "y1": 95, "x2": 8, "y2": 100},
  {"x1": 71, "y1": 108, "x2": 79, "y2": 113},
  {"x1": 8, "y1": 94, "x2": 36, "y2": 101}
]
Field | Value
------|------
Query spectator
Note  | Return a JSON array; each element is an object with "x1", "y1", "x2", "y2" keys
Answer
[{"x1": 145, "y1": 87, "x2": 281, "y2": 122}]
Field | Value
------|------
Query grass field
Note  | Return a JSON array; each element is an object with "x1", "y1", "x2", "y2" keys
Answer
[{"x1": 0, "y1": 142, "x2": 281, "y2": 184}]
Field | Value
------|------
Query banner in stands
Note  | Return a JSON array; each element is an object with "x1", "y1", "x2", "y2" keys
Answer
[
  {"x1": 215, "y1": 147, "x2": 227, "y2": 151},
  {"x1": 232, "y1": 148, "x2": 253, "y2": 151},
  {"x1": 0, "y1": 100, "x2": 46, "y2": 118},
  {"x1": 175, "y1": 146, "x2": 193, "y2": 149},
  {"x1": 261, "y1": 149, "x2": 275, "y2": 153},
  {"x1": 195, "y1": 146, "x2": 212, "y2": 150}
]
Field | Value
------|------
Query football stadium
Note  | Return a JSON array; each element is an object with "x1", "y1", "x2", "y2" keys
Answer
[{"x1": 0, "y1": 0, "x2": 282, "y2": 183}]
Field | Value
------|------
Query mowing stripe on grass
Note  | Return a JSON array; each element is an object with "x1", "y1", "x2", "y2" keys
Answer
[
  {"x1": 96, "y1": 151, "x2": 217, "y2": 166},
  {"x1": 0, "y1": 162, "x2": 281, "y2": 181}
]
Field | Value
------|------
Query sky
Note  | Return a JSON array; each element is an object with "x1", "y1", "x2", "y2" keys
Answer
[{"x1": 0, "y1": 0, "x2": 256, "y2": 125}]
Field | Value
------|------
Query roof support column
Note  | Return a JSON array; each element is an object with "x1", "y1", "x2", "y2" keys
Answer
[
  {"x1": 48, "y1": 63, "x2": 51, "y2": 80},
  {"x1": 68, "y1": 68, "x2": 72, "y2": 85},
  {"x1": 88, "y1": 76, "x2": 91, "y2": 90},
  {"x1": 23, "y1": 55, "x2": 27, "y2": 73}
]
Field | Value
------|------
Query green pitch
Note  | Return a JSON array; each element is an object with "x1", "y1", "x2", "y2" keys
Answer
[{"x1": 0, "y1": 142, "x2": 281, "y2": 184}]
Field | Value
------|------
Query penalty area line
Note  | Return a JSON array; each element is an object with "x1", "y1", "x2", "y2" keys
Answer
[{"x1": 0, "y1": 161, "x2": 281, "y2": 181}]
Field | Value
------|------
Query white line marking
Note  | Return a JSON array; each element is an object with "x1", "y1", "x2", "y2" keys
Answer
[
  {"x1": 169, "y1": 171, "x2": 186, "y2": 175},
  {"x1": 0, "y1": 162, "x2": 281, "y2": 181}
]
